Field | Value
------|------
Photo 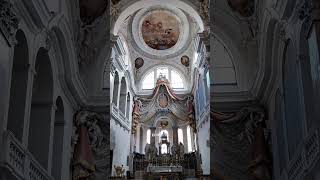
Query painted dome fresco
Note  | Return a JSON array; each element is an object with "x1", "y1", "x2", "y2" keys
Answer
[{"x1": 141, "y1": 10, "x2": 180, "y2": 50}]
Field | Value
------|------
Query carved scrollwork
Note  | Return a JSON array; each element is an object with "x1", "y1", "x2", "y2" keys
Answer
[
  {"x1": 0, "y1": 0, "x2": 19, "y2": 46},
  {"x1": 72, "y1": 110, "x2": 109, "y2": 180}
]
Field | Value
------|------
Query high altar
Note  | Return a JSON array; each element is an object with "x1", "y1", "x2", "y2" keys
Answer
[{"x1": 129, "y1": 76, "x2": 202, "y2": 179}]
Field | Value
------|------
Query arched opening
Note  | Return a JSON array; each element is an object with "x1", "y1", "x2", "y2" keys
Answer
[
  {"x1": 51, "y1": 97, "x2": 65, "y2": 179},
  {"x1": 119, "y1": 77, "x2": 127, "y2": 114},
  {"x1": 7, "y1": 30, "x2": 29, "y2": 141},
  {"x1": 28, "y1": 48, "x2": 54, "y2": 169},
  {"x1": 112, "y1": 72, "x2": 119, "y2": 105},
  {"x1": 126, "y1": 93, "x2": 131, "y2": 119}
]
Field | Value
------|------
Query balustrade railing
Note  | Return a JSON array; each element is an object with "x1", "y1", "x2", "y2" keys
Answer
[
  {"x1": 1, "y1": 131, "x2": 53, "y2": 180},
  {"x1": 287, "y1": 128, "x2": 320, "y2": 180},
  {"x1": 132, "y1": 152, "x2": 198, "y2": 173}
]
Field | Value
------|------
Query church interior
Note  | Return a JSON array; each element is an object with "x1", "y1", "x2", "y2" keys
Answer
[{"x1": 0, "y1": 0, "x2": 320, "y2": 180}]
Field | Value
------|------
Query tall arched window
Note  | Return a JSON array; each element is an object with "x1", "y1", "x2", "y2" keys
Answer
[
  {"x1": 142, "y1": 71, "x2": 154, "y2": 90},
  {"x1": 171, "y1": 70, "x2": 184, "y2": 89},
  {"x1": 7, "y1": 30, "x2": 29, "y2": 141},
  {"x1": 141, "y1": 67, "x2": 185, "y2": 90},
  {"x1": 112, "y1": 72, "x2": 119, "y2": 105}
]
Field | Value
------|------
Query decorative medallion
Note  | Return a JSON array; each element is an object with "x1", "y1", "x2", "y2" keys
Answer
[
  {"x1": 160, "y1": 121, "x2": 169, "y2": 128},
  {"x1": 181, "y1": 55, "x2": 190, "y2": 67},
  {"x1": 135, "y1": 57, "x2": 144, "y2": 69},
  {"x1": 158, "y1": 94, "x2": 169, "y2": 108},
  {"x1": 141, "y1": 10, "x2": 180, "y2": 50}
]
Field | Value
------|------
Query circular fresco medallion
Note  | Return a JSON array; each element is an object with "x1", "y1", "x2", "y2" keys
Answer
[
  {"x1": 135, "y1": 57, "x2": 144, "y2": 69},
  {"x1": 181, "y1": 55, "x2": 190, "y2": 67},
  {"x1": 141, "y1": 11, "x2": 180, "y2": 50}
]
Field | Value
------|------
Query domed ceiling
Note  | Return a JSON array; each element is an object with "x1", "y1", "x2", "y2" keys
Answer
[{"x1": 113, "y1": 1, "x2": 206, "y2": 92}]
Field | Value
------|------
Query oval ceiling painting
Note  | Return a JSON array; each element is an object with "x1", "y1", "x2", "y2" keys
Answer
[{"x1": 141, "y1": 10, "x2": 180, "y2": 50}]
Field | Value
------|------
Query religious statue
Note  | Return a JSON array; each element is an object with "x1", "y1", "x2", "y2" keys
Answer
[
  {"x1": 114, "y1": 165, "x2": 125, "y2": 177},
  {"x1": 132, "y1": 98, "x2": 142, "y2": 134},
  {"x1": 186, "y1": 96, "x2": 195, "y2": 122}
]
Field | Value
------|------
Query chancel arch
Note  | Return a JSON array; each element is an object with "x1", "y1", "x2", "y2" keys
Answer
[{"x1": 7, "y1": 30, "x2": 29, "y2": 142}]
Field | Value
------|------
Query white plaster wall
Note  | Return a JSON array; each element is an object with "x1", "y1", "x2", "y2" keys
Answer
[{"x1": 111, "y1": 118, "x2": 131, "y2": 175}]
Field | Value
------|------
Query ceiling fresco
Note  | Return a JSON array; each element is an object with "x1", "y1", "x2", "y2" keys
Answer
[{"x1": 141, "y1": 11, "x2": 180, "y2": 50}]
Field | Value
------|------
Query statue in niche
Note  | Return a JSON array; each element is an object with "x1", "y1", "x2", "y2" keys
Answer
[
  {"x1": 132, "y1": 98, "x2": 142, "y2": 134},
  {"x1": 186, "y1": 96, "x2": 195, "y2": 122}
]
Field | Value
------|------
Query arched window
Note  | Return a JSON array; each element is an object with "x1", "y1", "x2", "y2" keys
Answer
[
  {"x1": 171, "y1": 70, "x2": 184, "y2": 89},
  {"x1": 178, "y1": 128, "x2": 183, "y2": 144},
  {"x1": 141, "y1": 67, "x2": 185, "y2": 90},
  {"x1": 142, "y1": 71, "x2": 154, "y2": 90},
  {"x1": 146, "y1": 129, "x2": 151, "y2": 144}
]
